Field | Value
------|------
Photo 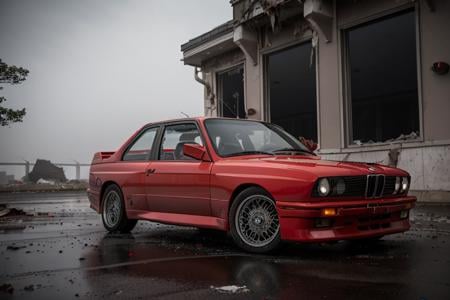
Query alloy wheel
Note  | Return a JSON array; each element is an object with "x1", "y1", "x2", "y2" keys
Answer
[
  {"x1": 103, "y1": 190, "x2": 122, "y2": 228},
  {"x1": 235, "y1": 194, "x2": 280, "y2": 248}
]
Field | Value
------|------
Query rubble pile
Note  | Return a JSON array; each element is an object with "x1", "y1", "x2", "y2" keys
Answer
[{"x1": 28, "y1": 159, "x2": 67, "y2": 183}]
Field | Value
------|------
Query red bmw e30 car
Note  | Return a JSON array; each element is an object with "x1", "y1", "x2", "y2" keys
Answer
[{"x1": 88, "y1": 117, "x2": 416, "y2": 253}]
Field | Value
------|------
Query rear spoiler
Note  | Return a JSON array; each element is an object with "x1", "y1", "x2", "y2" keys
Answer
[{"x1": 91, "y1": 151, "x2": 115, "y2": 165}]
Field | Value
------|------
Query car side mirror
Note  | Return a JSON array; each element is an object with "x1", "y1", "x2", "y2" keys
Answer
[{"x1": 183, "y1": 143, "x2": 210, "y2": 161}]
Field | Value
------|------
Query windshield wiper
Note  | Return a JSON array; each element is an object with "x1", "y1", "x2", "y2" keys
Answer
[
  {"x1": 272, "y1": 147, "x2": 313, "y2": 155},
  {"x1": 225, "y1": 151, "x2": 275, "y2": 157}
]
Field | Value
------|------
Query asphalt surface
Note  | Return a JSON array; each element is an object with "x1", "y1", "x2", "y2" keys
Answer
[{"x1": 0, "y1": 192, "x2": 450, "y2": 299}]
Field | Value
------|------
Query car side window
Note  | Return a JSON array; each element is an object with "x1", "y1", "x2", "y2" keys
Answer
[
  {"x1": 159, "y1": 123, "x2": 203, "y2": 161},
  {"x1": 123, "y1": 127, "x2": 158, "y2": 161}
]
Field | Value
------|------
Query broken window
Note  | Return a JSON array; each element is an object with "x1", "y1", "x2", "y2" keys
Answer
[
  {"x1": 216, "y1": 65, "x2": 245, "y2": 119},
  {"x1": 345, "y1": 10, "x2": 419, "y2": 144},
  {"x1": 266, "y1": 42, "x2": 318, "y2": 142}
]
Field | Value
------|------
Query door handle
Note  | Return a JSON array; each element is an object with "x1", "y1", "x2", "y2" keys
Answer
[{"x1": 145, "y1": 168, "x2": 156, "y2": 176}]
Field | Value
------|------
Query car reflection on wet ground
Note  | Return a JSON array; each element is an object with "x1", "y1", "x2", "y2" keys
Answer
[{"x1": 1, "y1": 192, "x2": 450, "y2": 299}]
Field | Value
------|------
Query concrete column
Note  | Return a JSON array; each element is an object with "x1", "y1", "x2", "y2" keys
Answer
[
  {"x1": 75, "y1": 163, "x2": 80, "y2": 181},
  {"x1": 25, "y1": 161, "x2": 30, "y2": 177}
]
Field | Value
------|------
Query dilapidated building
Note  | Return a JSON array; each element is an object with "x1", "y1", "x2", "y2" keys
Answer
[{"x1": 181, "y1": 0, "x2": 450, "y2": 201}]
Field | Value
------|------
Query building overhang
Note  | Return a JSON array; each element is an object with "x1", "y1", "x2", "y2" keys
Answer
[
  {"x1": 180, "y1": 0, "x2": 334, "y2": 66},
  {"x1": 182, "y1": 31, "x2": 237, "y2": 67},
  {"x1": 181, "y1": 20, "x2": 239, "y2": 67}
]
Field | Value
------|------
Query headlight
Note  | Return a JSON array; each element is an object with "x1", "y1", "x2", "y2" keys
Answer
[
  {"x1": 317, "y1": 178, "x2": 331, "y2": 196},
  {"x1": 401, "y1": 177, "x2": 409, "y2": 193},
  {"x1": 394, "y1": 176, "x2": 401, "y2": 194}
]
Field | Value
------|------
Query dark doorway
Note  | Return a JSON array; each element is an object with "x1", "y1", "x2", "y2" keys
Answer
[
  {"x1": 217, "y1": 66, "x2": 245, "y2": 119},
  {"x1": 266, "y1": 42, "x2": 317, "y2": 141}
]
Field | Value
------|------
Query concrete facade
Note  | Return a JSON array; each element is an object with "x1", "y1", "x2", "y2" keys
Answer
[{"x1": 181, "y1": 0, "x2": 450, "y2": 201}]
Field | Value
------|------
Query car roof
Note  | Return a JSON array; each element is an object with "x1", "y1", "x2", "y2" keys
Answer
[{"x1": 142, "y1": 117, "x2": 265, "y2": 128}]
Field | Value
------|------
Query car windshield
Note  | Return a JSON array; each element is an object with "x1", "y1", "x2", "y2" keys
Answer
[{"x1": 204, "y1": 119, "x2": 313, "y2": 157}]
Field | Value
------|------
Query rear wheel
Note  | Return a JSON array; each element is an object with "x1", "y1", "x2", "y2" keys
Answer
[
  {"x1": 101, "y1": 184, "x2": 137, "y2": 233},
  {"x1": 229, "y1": 187, "x2": 281, "y2": 253}
]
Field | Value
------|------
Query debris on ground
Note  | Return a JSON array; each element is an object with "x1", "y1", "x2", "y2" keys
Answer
[
  {"x1": 36, "y1": 178, "x2": 56, "y2": 185},
  {"x1": 6, "y1": 245, "x2": 27, "y2": 251},
  {"x1": 0, "y1": 283, "x2": 14, "y2": 294},
  {"x1": 211, "y1": 285, "x2": 250, "y2": 294},
  {"x1": 0, "y1": 208, "x2": 10, "y2": 217},
  {"x1": 354, "y1": 131, "x2": 419, "y2": 146},
  {"x1": 24, "y1": 284, "x2": 34, "y2": 291},
  {"x1": 0, "y1": 207, "x2": 27, "y2": 218},
  {"x1": 385, "y1": 131, "x2": 419, "y2": 143}
]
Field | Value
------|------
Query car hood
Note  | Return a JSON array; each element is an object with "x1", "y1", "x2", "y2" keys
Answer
[{"x1": 227, "y1": 155, "x2": 405, "y2": 177}]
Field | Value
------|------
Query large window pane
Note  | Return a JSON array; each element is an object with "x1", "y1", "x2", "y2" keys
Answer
[
  {"x1": 266, "y1": 42, "x2": 317, "y2": 141},
  {"x1": 217, "y1": 66, "x2": 245, "y2": 119},
  {"x1": 346, "y1": 10, "x2": 419, "y2": 143}
]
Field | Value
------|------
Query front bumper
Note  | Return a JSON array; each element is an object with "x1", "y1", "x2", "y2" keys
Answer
[{"x1": 276, "y1": 196, "x2": 416, "y2": 242}]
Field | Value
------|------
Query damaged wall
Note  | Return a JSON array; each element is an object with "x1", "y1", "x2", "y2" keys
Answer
[
  {"x1": 320, "y1": 143, "x2": 450, "y2": 201},
  {"x1": 28, "y1": 159, "x2": 67, "y2": 183},
  {"x1": 189, "y1": 0, "x2": 450, "y2": 200},
  {"x1": 420, "y1": 0, "x2": 450, "y2": 141}
]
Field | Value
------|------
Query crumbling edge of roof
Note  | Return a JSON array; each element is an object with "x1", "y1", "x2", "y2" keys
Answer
[{"x1": 181, "y1": 20, "x2": 235, "y2": 53}]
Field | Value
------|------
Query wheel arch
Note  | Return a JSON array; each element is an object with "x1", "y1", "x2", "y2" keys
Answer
[
  {"x1": 100, "y1": 180, "x2": 121, "y2": 209},
  {"x1": 227, "y1": 183, "x2": 281, "y2": 252},
  {"x1": 228, "y1": 183, "x2": 275, "y2": 216}
]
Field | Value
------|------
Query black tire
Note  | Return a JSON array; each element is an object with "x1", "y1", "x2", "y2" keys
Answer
[
  {"x1": 101, "y1": 184, "x2": 137, "y2": 233},
  {"x1": 229, "y1": 187, "x2": 281, "y2": 253}
]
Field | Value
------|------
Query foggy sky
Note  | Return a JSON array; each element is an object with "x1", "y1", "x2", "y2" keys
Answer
[{"x1": 0, "y1": 0, "x2": 230, "y2": 178}]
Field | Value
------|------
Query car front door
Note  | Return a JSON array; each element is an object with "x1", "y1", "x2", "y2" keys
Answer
[{"x1": 145, "y1": 122, "x2": 212, "y2": 216}]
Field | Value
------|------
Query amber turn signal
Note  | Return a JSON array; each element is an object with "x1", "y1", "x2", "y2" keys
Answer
[{"x1": 321, "y1": 208, "x2": 337, "y2": 216}]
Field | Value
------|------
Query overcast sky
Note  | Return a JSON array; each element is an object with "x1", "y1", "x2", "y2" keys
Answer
[{"x1": 0, "y1": 0, "x2": 230, "y2": 178}]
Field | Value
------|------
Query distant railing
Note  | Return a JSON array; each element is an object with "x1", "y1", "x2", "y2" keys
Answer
[{"x1": 0, "y1": 161, "x2": 90, "y2": 180}]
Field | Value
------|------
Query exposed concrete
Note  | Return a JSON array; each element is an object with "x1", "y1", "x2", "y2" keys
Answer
[
  {"x1": 233, "y1": 25, "x2": 258, "y2": 66},
  {"x1": 304, "y1": 0, "x2": 333, "y2": 42},
  {"x1": 316, "y1": 0, "x2": 341, "y2": 149},
  {"x1": 410, "y1": 190, "x2": 450, "y2": 203},
  {"x1": 420, "y1": 0, "x2": 450, "y2": 141},
  {"x1": 320, "y1": 143, "x2": 450, "y2": 202}
]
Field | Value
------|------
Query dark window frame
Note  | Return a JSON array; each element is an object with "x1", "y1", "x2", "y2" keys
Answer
[
  {"x1": 342, "y1": 7, "x2": 422, "y2": 146},
  {"x1": 263, "y1": 39, "x2": 319, "y2": 143},
  {"x1": 216, "y1": 63, "x2": 246, "y2": 119}
]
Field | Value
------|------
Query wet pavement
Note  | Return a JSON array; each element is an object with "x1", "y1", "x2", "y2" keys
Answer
[{"x1": 1, "y1": 192, "x2": 450, "y2": 299}]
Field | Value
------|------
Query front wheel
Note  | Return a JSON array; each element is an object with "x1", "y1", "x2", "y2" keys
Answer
[
  {"x1": 229, "y1": 187, "x2": 281, "y2": 253},
  {"x1": 101, "y1": 184, "x2": 137, "y2": 233}
]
